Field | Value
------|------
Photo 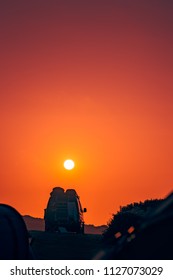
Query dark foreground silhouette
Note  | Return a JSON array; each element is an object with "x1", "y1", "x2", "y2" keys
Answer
[
  {"x1": 30, "y1": 231, "x2": 102, "y2": 260},
  {"x1": 0, "y1": 191, "x2": 173, "y2": 259},
  {"x1": 0, "y1": 204, "x2": 33, "y2": 259},
  {"x1": 95, "y1": 191, "x2": 173, "y2": 260}
]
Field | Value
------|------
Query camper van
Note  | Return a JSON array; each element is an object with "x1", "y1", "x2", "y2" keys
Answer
[{"x1": 44, "y1": 187, "x2": 87, "y2": 233}]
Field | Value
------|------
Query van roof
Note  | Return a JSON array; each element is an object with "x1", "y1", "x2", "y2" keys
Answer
[{"x1": 51, "y1": 187, "x2": 78, "y2": 197}]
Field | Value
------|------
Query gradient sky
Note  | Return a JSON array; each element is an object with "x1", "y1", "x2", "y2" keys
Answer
[{"x1": 0, "y1": 0, "x2": 173, "y2": 225}]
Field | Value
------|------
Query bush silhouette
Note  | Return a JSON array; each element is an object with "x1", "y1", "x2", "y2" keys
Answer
[{"x1": 103, "y1": 198, "x2": 163, "y2": 243}]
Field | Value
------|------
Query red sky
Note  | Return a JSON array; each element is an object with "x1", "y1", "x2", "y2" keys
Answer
[{"x1": 0, "y1": 0, "x2": 173, "y2": 225}]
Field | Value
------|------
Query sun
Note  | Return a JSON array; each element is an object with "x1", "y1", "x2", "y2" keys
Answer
[{"x1": 63, "y1": 159, "x2": 75, "y2": 170}]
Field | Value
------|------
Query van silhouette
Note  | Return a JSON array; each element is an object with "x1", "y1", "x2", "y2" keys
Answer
[{"x1": 44, "y1": 187, "x2": 87, "y2": 234}]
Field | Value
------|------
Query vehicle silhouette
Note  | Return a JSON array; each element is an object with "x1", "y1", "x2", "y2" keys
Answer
[{"x1": 44, "y1": 187, "x2": 87, "y2": 234}]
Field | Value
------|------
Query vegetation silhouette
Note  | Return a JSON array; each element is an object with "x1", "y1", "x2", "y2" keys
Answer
[
  {"x1": 97, "y1": 194, "x2": 173, "y2": 259},
  {"x1": 103, "y1": 198, "x2": 163, "y2": 243}
]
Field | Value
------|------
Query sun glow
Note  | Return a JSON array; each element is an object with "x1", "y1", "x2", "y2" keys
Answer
[{"x1": 63, "y1": 159, "x2": 75, "y2": 170}]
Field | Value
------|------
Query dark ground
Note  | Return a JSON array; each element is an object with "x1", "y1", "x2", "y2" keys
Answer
[{"x1": 30, "y1": 231, "x2": 104, "y2": 260}]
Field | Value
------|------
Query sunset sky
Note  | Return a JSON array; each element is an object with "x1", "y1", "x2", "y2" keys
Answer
[{"x1": 0, "y1": 0, "x2": 173, "y2": 225}]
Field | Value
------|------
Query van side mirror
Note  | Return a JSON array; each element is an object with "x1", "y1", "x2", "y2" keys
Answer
[{"x1": 83, "y1": 208, "x2": 87, "y2": 213}]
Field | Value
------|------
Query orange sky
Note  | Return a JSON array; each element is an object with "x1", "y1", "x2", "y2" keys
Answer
[{"x1": 0, "y1": 0, "x2": 173, "y2": 225}]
